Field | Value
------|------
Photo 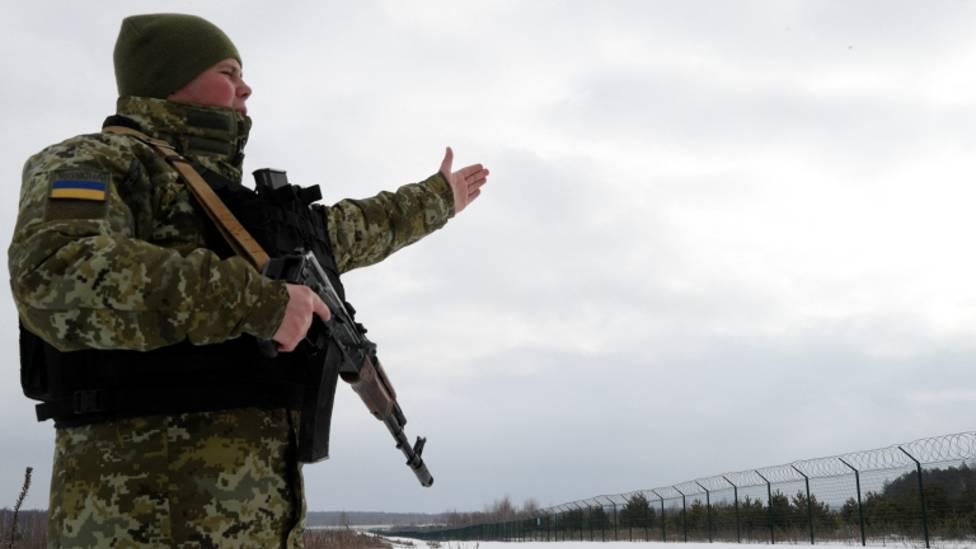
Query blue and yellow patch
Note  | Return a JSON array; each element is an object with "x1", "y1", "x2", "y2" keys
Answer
[{"x1": 50, "y1": 180, "x2": 107, "y2": 201}]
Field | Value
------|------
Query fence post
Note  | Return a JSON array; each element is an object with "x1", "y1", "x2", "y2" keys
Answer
[
  {"x1": 597, "y1": 497, "x2": 613, "y2": 542},
  {"x1": 610, "y1": 499, "x2": 619, "y2": 541},
  {"x1": 652, "y1": 489, "x2": 667, "y2": 542},
  {"x1": 755, "y1": 470, "x2": 775, "y2": 545},
  {"x1": 791, "y1": 465, "x2": 815, "y2": 545},
  {"x1": 674, "y1": 485, "x2": 688, "y2": 542},
  {"x1": 588, "y1": 504, "x2": 594, "y2": 542},
  {"x1": 601, "y1": 503, "x2": 606, "y2": 542},
  {"x1": 898, "y1": 446, "x2": 930, "y2": 549},
  {"x1": 642, "y1": 495, "x2": 650, "y2": 541},
  {"x1": 722, "y1": 476, "x2": 741, "y2": 543},
  {"x1": 630, "y1": 502, "x2": 634, "y2": 542},
  {"x1": 696, "y1": 481, "x2": 713, "y2": 543},
  {"x1": 624, "y1": 496, "x2": 634, "y2": 542},
  {"x1": 838, "y1": 458, "x2": 866, "y2": 547},
  {"x1": 574, "y1": 503, "x2": 584, "y2": 542}
]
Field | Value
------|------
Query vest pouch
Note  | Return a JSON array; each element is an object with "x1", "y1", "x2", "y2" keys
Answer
[{"x1": 19, "y1": 322, "x2": 49, "y2": 401}]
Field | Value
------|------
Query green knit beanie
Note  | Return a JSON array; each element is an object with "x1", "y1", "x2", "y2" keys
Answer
[{"x1": 114, "y1": 13, "x2": 241, "y2": 99}]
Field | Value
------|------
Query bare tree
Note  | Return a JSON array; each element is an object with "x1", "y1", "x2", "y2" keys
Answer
[
  {"x1": 485, "y1": 496, "x2": 516, "y2": 521},
  {"x1": 520, "y1": 497, "x2": 540, "y2": 518}
]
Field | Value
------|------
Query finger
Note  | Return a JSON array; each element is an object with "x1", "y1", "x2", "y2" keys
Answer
[
  {"x1": 456, "y1": 164, "x2": 484, "y2": 179},
  {"x1": 277, "y1": 339, "x2": 297, "y2": 353},
  {"x1": 464, "y1": 174, "x2": 489, "y2": 187},
  {"x1": 440, "y1": 147, "x2": 454, "y2": 176},
  {"x1": 313, "y1": 294, "x2": 331, "y2": 322},
  {"x1": 467, "y1": 189, "x2": 481, "y2": 201}
]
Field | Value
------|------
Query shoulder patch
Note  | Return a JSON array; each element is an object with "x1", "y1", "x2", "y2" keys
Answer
[
  {"x1": 44, "y1": 170, "x2": 111, "y2": 221},
  {"x1": 50, "y1": 179, "x2": 107, "y2": 201}
]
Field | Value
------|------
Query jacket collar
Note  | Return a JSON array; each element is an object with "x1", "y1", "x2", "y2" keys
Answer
[{"x1": 109, "y1": 96, "x2": 252, "y2": 183}]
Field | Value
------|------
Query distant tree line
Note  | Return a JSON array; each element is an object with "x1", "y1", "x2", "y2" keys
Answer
[
  {"x1": 304, "y1": 510, "x2": 449, "y2": 527},
  {"x1": 442, "y1": 495, "x2": 541, "y2": 526},
  {"x1": 0, "y1": 509, "x2": 46, "y2": 549}
]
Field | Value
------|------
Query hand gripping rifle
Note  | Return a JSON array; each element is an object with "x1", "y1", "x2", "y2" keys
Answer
[{"x1": 255, "y1": 171, "x2": 433, "y2": 487}]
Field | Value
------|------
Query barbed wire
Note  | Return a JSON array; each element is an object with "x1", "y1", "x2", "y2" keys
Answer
[
  {"x1": 394, "y1": 431, "x2": 976, "y2": 539},
  {"x1": 524, "y1": 431, "x2": 975, "y2": 517},
  {"x1": 389, "y1": 431, "x2": 976, "y2": 546}
]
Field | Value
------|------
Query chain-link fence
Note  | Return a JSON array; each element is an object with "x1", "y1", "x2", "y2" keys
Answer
[{"x1": 390, "y1": 431, "x2": 976, "y2": 547}]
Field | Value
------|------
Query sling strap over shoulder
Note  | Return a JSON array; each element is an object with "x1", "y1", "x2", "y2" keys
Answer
[{"x1": 103, "y1": 125, "x2": 270, "y2": 271}]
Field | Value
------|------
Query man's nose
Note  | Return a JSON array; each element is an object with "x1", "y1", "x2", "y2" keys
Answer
[{"x1": 239, "y1": 81, "x2": 252, "y2": 99}]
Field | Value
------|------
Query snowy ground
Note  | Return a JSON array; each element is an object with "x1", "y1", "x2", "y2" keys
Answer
[{"x1": 383, "y1": 538, "x2": 974, "y2": 549}]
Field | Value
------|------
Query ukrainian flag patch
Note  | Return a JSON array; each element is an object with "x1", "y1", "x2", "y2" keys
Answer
[{"x1": 50, "y1": 180, "x2": 107, "y2": 201}]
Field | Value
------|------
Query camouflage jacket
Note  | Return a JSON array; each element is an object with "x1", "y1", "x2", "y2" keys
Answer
[{"x1": 9, "y1": 96, "x2": 454, "y2": 548}]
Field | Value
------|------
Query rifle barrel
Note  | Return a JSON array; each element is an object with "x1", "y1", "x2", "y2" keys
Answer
[{"x1": 385, "y1": 416, "x2": 433, "y2": 487}]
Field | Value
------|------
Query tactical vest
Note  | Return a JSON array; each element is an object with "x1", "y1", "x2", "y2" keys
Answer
[{"x1": 20, "y1": 134, "x2": 346, "y2": 427}]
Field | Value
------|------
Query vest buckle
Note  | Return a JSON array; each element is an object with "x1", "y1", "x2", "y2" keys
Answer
[{"x1": 72, "y1": 389, "x2": 104, "y2": 414}]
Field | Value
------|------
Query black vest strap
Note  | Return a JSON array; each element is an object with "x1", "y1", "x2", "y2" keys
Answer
[
  {"x1": 19, "y1": 325, "x2": 307, "y2": 428},
  {"x1": 35, "y1": 381, "x2": 304, "y2": 428}
]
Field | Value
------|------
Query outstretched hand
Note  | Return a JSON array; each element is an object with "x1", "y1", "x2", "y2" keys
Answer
[{"x1": 439, "y1": 147, "x2": 489, "y2": 215}]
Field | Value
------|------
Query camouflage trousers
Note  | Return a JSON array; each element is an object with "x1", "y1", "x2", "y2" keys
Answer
[{"x1": 47, "y1": 408, "x2": 306, "y2": 548}]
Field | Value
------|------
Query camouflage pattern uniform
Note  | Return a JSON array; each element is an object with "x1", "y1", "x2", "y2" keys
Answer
[{"x1": 9, "y1": 96, "x2": 455, "y2": 548}]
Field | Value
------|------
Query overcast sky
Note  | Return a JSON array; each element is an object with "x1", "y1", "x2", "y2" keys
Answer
[{"x1": 2, "y1": 1, "x2": 975, "y2": 514}]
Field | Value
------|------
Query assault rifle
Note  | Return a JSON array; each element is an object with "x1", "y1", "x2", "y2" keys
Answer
[{"x1": 257, "y1": 201, "x2": 433, "y2": 487}]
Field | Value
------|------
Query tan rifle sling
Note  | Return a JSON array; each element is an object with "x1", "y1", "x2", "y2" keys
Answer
[{"x1": 103, "y1": 125, "x2": 270, "y2": 271}]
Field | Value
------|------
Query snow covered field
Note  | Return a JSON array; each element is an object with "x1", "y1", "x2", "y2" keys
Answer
[{"x1": 384, "y1": 539, "x2": 974, "y2": 549}]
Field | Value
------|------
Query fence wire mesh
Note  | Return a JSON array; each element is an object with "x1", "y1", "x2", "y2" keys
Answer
[{"x1": 389, "y1": 431, "x2": 976, "y2": 547}]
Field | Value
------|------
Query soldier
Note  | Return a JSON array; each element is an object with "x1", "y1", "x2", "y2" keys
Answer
[{"x1": 9, "y1": 13, "x2": 488, "y2": 548}]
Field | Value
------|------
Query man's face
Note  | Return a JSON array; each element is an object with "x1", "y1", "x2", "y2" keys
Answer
[{"x1": 167, "y1": 58, "x2": 251, "y2": 115}]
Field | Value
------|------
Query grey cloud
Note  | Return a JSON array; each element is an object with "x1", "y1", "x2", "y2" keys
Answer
[{"x1": 544, "y1": 66, "x2": 972, "y2": 166}]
